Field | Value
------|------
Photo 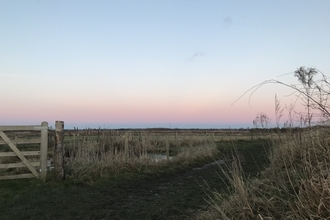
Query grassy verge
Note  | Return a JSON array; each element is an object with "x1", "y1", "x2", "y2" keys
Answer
[{"x1": 197, "y1": 129, "x2": 330, "y2": 219}]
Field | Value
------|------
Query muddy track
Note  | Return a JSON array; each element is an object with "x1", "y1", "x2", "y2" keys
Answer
[
  {"x1": 100, "y1": 160, "x2": 226, "y2": 220},
  {"x1": 0, "y1": 140, "x2": 270, "y2": 220},
  {"x1": 0, "y1": 160, "x2": 227, "y2": 220}
]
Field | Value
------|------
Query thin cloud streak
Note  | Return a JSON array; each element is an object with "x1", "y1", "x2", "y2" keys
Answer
[
  {"x1": 188, "y1": 52, "x2": 205, "y2": 62},
  {"x1": 224, "y1": 16, "x2": 233, "y2": 26}
]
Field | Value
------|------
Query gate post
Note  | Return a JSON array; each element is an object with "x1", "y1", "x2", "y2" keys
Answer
[
  {"x1": 166, "y1": 139, "x2": 169, "y2": 160},
  {"x1": 54, "y1": 121, "x2": 64, "y2": 180},
  {"x1": 40, "y1": 121, "x2": 48, "y2": 181}
]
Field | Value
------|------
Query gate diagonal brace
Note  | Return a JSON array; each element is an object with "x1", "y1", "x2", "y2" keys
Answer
[{"x1": 0, "y1": 131, "x2": 39, "y2": 178}]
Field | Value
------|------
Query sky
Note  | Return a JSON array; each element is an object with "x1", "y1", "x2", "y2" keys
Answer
[{"x1": 1, "y1": 0, "x2": 330, "y2": 129}]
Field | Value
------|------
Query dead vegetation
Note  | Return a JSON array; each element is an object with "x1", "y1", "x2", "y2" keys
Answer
[
  {"x1": 196, "y1": 67, "x2": 330, "y2": 219},
  {"x1": 58, "y1": 130, "x2": 219, "y2": 183},
  {"x1": 196, "y1": 128, "x2": 330, "y2": 219}
]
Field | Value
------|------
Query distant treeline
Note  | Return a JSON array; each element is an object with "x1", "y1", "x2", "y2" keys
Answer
[{"x1": 57, "y1": 125, "x2": 327, "y2": 136}]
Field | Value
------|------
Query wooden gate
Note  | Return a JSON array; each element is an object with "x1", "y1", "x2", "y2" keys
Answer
[{"x1": 0, "y1": 122, "x2": 48, "y2": 180}]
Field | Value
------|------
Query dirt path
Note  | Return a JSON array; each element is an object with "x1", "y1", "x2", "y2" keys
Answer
[
  {"x1": 101, "y1": 160, "x2": 226, "y2": 220},
  {"x1": 0, "y1": 160, "x2": 227, "y2": 220},
  {"x1": 0, "y1": 140, "x2": 269, "y2": 220}
]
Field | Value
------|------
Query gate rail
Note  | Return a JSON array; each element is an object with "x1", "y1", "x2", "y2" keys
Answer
[{"x1": 0, "y1": 122, "x2": 48, "y2": 180}]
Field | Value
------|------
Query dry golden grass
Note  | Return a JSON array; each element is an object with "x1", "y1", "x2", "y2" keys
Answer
[
  {"x1": 61, "y1": 131, "x2": 219, "y2": 184},
  {"x1": 196, "y1": 128, "x2": 330, "y2": 219}
]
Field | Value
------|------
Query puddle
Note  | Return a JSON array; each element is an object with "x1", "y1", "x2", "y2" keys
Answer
[
  {"x1": 148, "y1": 154, "x2": 173, "y2": 162},
  {"x1": 192, "y1": 159, "x2": 225, "y2": 170}
]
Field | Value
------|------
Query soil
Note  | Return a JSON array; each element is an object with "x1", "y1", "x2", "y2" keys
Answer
[
  {"x1": 97, "y1": 160, "x2": 227, "y2": 220},
  {"x1": 0, "y1": 139, "x2": 270, "y2": 220}
]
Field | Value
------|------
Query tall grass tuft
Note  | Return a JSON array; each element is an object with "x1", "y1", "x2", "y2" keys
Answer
[
  {"x1": 197, "y1": 128, "x2": 330, "y2": 219},
  {"x1": 62, "y1": 131, "x2": 218, "y2": 184}
]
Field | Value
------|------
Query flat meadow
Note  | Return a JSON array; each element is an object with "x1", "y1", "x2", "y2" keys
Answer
[{"x1": 0, "y1": 126, "x2": 329, "y2": 219}]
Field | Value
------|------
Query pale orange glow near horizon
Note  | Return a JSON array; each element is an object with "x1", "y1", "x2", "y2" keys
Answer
[
  {"x1": 1, "y1": 100, "x2": 270, "y2": 128},
  {"x1": 1, "y1": 1, "x2": 329, "y2": 128},
  {"x1": 1, "y1": 78, "x2": 313, "y2": 129}
]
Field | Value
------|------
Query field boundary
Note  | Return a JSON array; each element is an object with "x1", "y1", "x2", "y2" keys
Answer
[{"x1": 0, "y1": 122, "x2": 48, "y2": 180}]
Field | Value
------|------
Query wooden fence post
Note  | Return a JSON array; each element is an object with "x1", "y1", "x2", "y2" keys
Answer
[
  {"x1": 54, "y1": 121, "x2": 64, "y2": 180},
  {"x1": 124, "y1": 133, "x2": 128, "y2": 160},
  {"x1": 40, "y1": 121, "x2": 48, "y2": 181},
  {"x1": 166, "y1": 139, "x2": 169, "y2": 160}
]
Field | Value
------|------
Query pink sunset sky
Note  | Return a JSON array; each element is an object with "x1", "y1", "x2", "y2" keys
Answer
[{"x1": 1, "y1": 1, "x2": 329, "y2": 129}]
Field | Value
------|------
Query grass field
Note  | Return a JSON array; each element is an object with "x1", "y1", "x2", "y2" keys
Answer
[
  {"x1": 196, "y1": 127, "x2": 330, "y2": 219},
  {"x1": 0, "y1": 129, "x2": 272, "y2": 219},
  {"x1": 3, "y1": 127, "x2": 326, "y2": 219}
]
